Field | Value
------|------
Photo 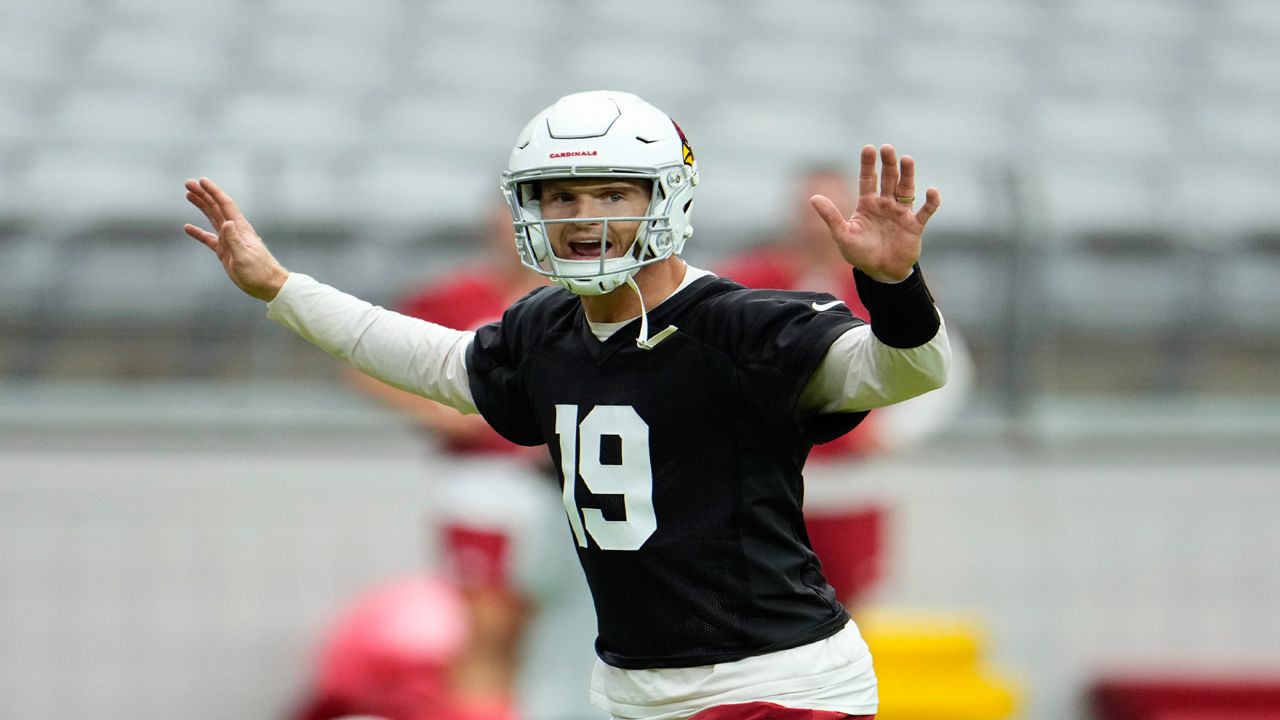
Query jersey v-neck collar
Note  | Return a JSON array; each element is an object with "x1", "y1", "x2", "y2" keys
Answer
[
  {"x1": 585, "y1": 266, "x2": 716, "y2": 342},
  {"x1": 578, "y1": 267, "x2": 719, "y2": 362}
]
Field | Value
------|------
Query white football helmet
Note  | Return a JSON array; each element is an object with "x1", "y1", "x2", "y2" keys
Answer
[{"x1": 501, "y1": 90, "x2": 699, "y2": 296}]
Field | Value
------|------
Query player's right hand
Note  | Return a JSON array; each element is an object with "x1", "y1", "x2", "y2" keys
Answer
[{"x1": 183, "y1": 177, "x2": 289, "y2": 302}]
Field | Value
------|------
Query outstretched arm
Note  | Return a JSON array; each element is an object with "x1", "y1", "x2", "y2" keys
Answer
[
  {"x1": 801, "y1": 145, "x2": 949, "y2": 413},
  {"x1": 183, "y1": 178, "x2": 478, "y2": 414}
]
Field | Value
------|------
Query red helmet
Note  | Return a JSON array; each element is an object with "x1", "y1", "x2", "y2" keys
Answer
[{"x1": 297, "y1": 576, "x2": 468, "y2": 720}]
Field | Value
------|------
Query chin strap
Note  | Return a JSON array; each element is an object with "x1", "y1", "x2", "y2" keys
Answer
[{"x1": 625, "y1": 274, "x2": 678, "y2": 350}]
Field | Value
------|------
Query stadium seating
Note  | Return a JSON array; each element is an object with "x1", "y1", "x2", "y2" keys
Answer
[{"x1": 0, "y1": 0, "x2": 1275, "y2": 368}]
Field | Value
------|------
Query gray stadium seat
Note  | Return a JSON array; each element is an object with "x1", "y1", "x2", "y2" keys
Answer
[
  {"x1": 0, "y1": 222, "x2": 44, "y2": 321},
  {"x1": 1, "y1": 0, "x2": 1277, "y2": 378},
  {"x1": 376, "y1": 93, "x2": 519, "y2": 162},
  {"x1": 16, "y1": 149, "x2": 178, "y2": 223},
  {"x1": 881, "y1": 38, "x2": 1033, "y2": 105},
  {"x1": 262, "y1": 0, "x2": 407, "y2": 32},
  {"x1": 1037, "y1": 158, "x2": 1177, "y2": 238},
  {"x1": 217, "y1": 92, "x2": 369, "y2": 152},
  {"x1": 1033, "y1": 98, "x2": 1178, "y2": 166},
  {"x1": 868, "y1": 101, "x2": 1019, "y2": 167},
  {"x1": 717, "y1": 41, "x2": 868, "y2": 104},
  {"x1": 41, "y1": 89, "x2": 203, "y2": 151},
  {"x1": 1220, "y1": 0, "x2": 1280, "y2": 36},
  {"x1": 1222, "y1": 234, "x2": 1280, "y2": 333},
  {"x1": 893, "y1": 0, "x2": 1045, "y2": 44},
  {"x1": 1203, "y1": 37, "x2": 1280, "y2": 102},
  {"x1": 80, "y1": 26, "x2": 238, "y2": 92},
  {"x1": 0, "y1": 0, "x2": 92, "y2": 33},
  {"x1": 702, "y1": 100, "x2": 855, "y2": 167},
  {"x1": 48, "y1": 221, "x2": 219, "y2": 323},
  {"x1": 0, "y1": 26, "x2": 72, "y2": 91},
  {"x1": 1171, "y1": 155, "x2": 1280, "y2": 235},
  {"x1": 746, "y1": 0, "x2": 882, "y2": 43},
  {"x1": 1048, "y1": 49, "x2": 1193, "y2": 105},
  {"x1": 913, "y1": 162, "x2": 1008, "y2": 239},
  {"x1": 1061, "y1": 0, "x2": 1202, "y2": 40},
  {"x1": 247, "y1": 29, "x2": 403, "y2": 94},
  {"x1": 347, "y1": 151, "x2": 495, "y2": 228},
  {"x1": 0, "y1": 88, "x2": 38, "y2": 151},
  {"x1": 685, "y1": 155, "x2": 791, "y2": 246}
]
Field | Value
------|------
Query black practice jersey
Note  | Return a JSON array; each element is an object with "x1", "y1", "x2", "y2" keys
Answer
[{"x1": 466, "y1": 274, "x2": 868, "y2": 669}]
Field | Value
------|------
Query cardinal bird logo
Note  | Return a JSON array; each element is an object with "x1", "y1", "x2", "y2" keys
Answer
[{"x1": 673, "y1": 121, "x2": 695, "y2": 167}]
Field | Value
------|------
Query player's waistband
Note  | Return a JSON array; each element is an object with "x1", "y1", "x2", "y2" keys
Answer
[{"x1": 590, "y1": 620, "x2": 878, "y2": 719}]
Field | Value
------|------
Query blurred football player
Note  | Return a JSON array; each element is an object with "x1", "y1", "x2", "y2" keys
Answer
[
  {"x1": 289, "y1": 577, "x2": 467, "y2": 720},
  {"x1": 186, "y1": 90, "x2": 951, "y2": 719}
]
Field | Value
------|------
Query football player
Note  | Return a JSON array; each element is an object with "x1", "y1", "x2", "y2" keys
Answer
[
  {"x1": 185, "y1": 90, "x2": 950, "y2": 720},
  {"x1": 288, "y1": 576, "x2": 467, "y2": 720}
]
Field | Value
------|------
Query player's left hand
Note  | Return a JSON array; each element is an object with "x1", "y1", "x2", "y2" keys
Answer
[
  {"x1": 810, "y1": 144, "x2": 941, "y2": 283},
  {"x1": 183, "y1": 177, "x2": 289, "y2": 302}
]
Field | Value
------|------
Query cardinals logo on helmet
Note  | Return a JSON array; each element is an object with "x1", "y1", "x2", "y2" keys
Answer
[{"x1": 673, "y1": 121, "x2": 695, "y2": 167}]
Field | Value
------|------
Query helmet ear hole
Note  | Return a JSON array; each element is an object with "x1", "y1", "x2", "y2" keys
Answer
[{"x1": 519, "y1": 181, "x2": 540, "y2": 207}]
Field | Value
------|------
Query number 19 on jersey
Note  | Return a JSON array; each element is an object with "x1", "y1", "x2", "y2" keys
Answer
[{"x1": 555, "y1": 404, "x2": 657, "y2": 551}]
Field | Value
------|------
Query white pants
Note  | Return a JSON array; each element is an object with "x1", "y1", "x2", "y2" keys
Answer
[{"x1": 590, "y1": 621, "x2": 878, "y2": 720}]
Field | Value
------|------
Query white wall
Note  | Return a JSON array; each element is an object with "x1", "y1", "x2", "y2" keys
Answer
[{"x1": 2, "y1": 388, "x2": 1278, "y2": 720}]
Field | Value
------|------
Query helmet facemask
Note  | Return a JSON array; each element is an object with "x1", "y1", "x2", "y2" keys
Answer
[
  {"x1": 500, "y1": 91, "x2": 699, "y2": 297},
  {"x1": 502, "y1": 165, "x2": 695, "y2": 296}
]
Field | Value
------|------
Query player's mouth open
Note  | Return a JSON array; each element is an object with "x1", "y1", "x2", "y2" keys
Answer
[{"x1": 568, "y1": 240, "x2": 611, "y2": 258}]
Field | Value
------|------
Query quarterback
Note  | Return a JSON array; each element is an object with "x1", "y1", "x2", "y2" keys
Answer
[{"x1": 184, "y1": 91, "x2": 950, "y2": 720}]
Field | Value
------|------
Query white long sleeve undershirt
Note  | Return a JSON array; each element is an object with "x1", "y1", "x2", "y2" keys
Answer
[
  {"x1": 267, "y1": 273, "x2": 479, "y2": 414},
  {"x1": 266, "y1": 270, "x2": 950, "y2": 418}
]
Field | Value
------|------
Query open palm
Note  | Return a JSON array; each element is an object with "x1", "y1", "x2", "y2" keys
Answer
[
  {"x1": 183, "y1": 177, "x2": 289, "y2": 301},
  {"x1": 810, "y1": 144, "x2": 941, "y2": 283}
]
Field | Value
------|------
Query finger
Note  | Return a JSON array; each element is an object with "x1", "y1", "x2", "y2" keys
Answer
[
  {"x1": 218, "y1": 220, "x2": 242, "y2": 248},
  {"x1": 878, "y1": 144, "x2": 899, "y2": 198},
  {"x1": 184, "y1": 223, "x2": 220, "y2": 251},
  {"x1": 857, "y1": 144, "x2": 877, "y2": 196},
  {"x1": 184, "y1": 177, "x2": 214, "y2": 205},
  {"x1": 185, "y1": 181, "x2": 224, "y2": 226},
  {"x1": 186, "y1": 191, "x2": 216, "y2": 221},
  {"x1": 915, "y1": 187, "x2": 941, "y2": 226},
  {"x1": 199, "y1": 177, "x2": 247, "y2": 224},
  {"x1": 897, "y1": 155, "x2": 917, "y2": 204},
  {"x1": 810, "y1": 194, "x2": 850, "y2": 235}
]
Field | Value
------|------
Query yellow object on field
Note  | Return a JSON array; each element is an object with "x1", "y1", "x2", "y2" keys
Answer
[{"x1": 857, "y1": 609, "x2": 1021, "y2": 720}]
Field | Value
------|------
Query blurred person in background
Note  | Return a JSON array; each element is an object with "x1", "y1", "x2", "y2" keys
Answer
[
  {"x1": 184, "y1": 90, "x2": 951, "y2": 720},
  {"x1": 289, "y1": 576, "x2": 469, "y2": 720},
  {"x1": 717, "y1": 165, "x2": 973, "y2": 609},
  {"x1": 318, "y1": 202, "x2": 600, "y2": 720}
]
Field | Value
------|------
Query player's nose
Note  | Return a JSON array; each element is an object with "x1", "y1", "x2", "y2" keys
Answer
[{"x1": 567, "y1": 204, "x2": 604, "y2": 224}]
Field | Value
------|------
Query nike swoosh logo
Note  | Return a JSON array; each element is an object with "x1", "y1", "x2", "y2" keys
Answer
[{"x1": 811, "y1": 300, "x2": 845, "y2": 312}]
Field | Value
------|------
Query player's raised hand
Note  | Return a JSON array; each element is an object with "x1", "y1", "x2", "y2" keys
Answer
[
  {"x1": 810, "y1": 144, "x2": 941, "y2": 283},
  {"x1": 183, "y1": 178, "x2": 289, "y2": 302}
]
